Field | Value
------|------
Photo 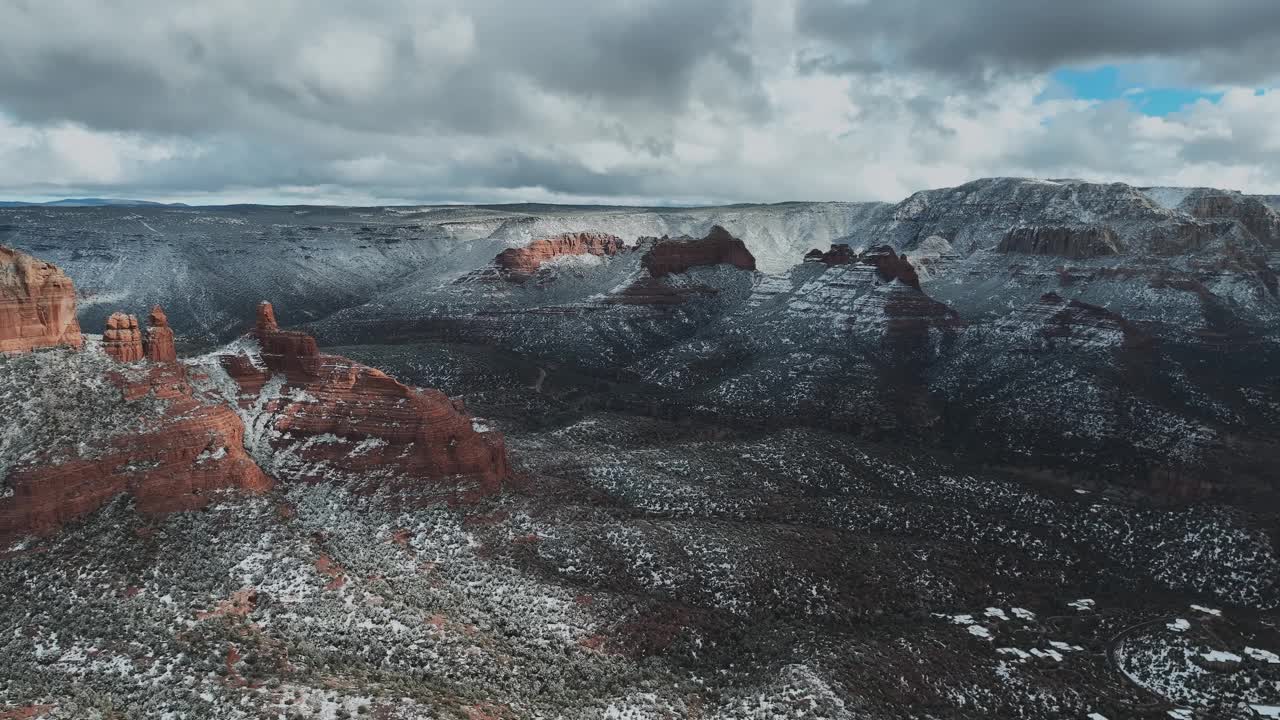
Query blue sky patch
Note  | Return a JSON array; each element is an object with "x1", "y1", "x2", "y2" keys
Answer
[{"x1": 1043, "y1": 65, "x2": 1222, "y2": 116}]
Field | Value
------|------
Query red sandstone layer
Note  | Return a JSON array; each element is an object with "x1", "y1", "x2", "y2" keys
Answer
[
  {"x1": 496, "y1": 232, "x2": 627, "y2": 279},
  {"x1": 0, "y1": 245, "x2": 82, "y2": 353},
  {"x1": 0, "y1": 362, "x2": 273, "y2": 540}
]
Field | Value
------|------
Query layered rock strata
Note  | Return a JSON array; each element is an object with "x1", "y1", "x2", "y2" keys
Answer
[
  {"x1": 805, "y1": 244, "x2": 922, "y2": 290},
  {"x1": 997, "y1": 225, "x2": 1122, "y2": 259},
  {"x1": 0, "y1": 245, "x2": 82, "y2": 353},
  {"x1": 495, "y1": 232, "x2": 627, "y2": 280}
]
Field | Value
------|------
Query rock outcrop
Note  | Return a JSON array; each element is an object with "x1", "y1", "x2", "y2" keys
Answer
[
  {"x1": 103, "y1": 312, "x2": 144, "y2": 362},
  {"x1": 997, "y1": 225, "x2": 1122, "y2": 259},
  {"x1": 144, "y1": 305, "x2": 176, "y2": 363},
  {"x1": 0, "y1": 245, "x2": 83, "y2": 353},
  {"x1": 805, "y1": 244, "x2": 858, "y2": 265},
  {"x1": 640, "y1": 226, "x2": 757, "y2": 278},
  {"x1": 859, "y1": 246, "x2": 922, "y2": 290},
  {"x1": 253, "y1": 301, "x2": 321, "y2": 376},
  {"x1": 217, "y1": 302, "x2": 509, "y2": 499},
  {"x1": 805, "y1": 244, "x2": 921, "y2": 290},
  {"x1": 496, "y1": 232, "x2": 627, "y2": 280},
  {"x1": 0, "y1": 360, "x2": 273, "y2": 540}
]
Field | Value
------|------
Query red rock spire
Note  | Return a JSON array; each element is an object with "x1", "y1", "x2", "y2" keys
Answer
[
  {"x1": 144, "y1": 305, "x2": 177, "y2": 363},
  {"x1": 103, "y1": 312, "x2": 144, "y2": 362},
  {"x1": 256, "y1": 301, "x2": 279, "y2": 333}
]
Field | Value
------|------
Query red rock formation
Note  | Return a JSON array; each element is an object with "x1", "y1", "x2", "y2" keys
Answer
[
  {"x1": 640, "y1": 226, "x2": 756, "y2": 278},
  {"x1": 256, "y1": 301, "x2": 278, "y2": 331},
  {"x1": 252, "y1": 301, "x2": 320, "y2": 376},
  {"x1": 221, "y1": 302, "x2": 509, "y2": 499},
  {"x1": 144, "y1": 305, "x2": 177, "y2": 363},
  {"x1": 103, "y1": 312, "x2": 144, "y2": 362},
  {"x1": 805, "y1": 244, "x2": 857, "y2": 265},
  {"x1": 0, "y1": 245, "x2": 83, "y2": 353},
  {"x1": 496, "y1": 232, "x2": 627, "y2": 280},
  {"x1": 0, "y1": 362, "x2": 273, "y2": 540},
  {"x1": 859, "y1": 246, "x2": 922, "y2": 290}
]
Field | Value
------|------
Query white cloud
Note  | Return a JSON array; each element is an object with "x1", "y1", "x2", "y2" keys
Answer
[
  {"x1": 0, "y1": 1, "x2": 1276, "y2": 203},
  {"x1": 294, "y1": 28, "x2": 392, "y2": 102}
]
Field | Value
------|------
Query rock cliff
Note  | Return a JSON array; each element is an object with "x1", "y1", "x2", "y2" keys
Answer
[
  {"x1": 1184, "y1": 191, "x2": 1280, "y2": 248},
  {"x1": 0, "y1": 251, "x2": 510, "y2": 538},
  {"x1": 997, "y1": 225, "x2": 1123, "y2": 259},
  {"x1": 0, "y1": 245, "x2": 82, "y2": 353},
  {"x1": 252, "y1": 301, "x2": 322, "y2": 376}
]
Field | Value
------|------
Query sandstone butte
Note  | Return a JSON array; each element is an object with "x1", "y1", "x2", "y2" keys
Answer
[
  {"x1": 0, "y1": 254, "x2": 510, "y2": 540},
  {"x1": 495, "y1": 232, "x2": 627, "y2": 279},
  {"x1": 0, "y1": 245, "x2": 83, "y2": 353},
  {"x1": 217, "y1": 301, "x2": 509, "y2": 500},
  {"x1": 607, "y1": 226, "x2": 758, "y2": 306},
  {"x1": 640, "y1": 225, "x2": 757, "y2": 278}
]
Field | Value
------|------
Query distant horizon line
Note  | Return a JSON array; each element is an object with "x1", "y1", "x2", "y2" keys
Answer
[{"x1": 1, "y1": 176, "x2": 1273, "y2": 210}]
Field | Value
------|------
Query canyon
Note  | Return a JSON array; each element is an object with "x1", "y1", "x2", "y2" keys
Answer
[{"x1": 1, "y1": 178, "x2": 1277, "y2": 719}]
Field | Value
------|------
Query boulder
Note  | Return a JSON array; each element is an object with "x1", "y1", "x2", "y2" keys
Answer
[{"x1": 0, "y1": 245, "x2": 83, "y2": 353}]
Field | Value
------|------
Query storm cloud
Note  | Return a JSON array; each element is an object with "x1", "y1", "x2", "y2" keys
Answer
[
  {"x1": 796, "y1": 0, "x2": 1280, "y2": 86},
  {"x1": 0, "y1": 0, "x2": 1277, "y2": 203}
]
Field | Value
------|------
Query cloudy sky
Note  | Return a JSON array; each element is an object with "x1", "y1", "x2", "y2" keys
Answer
[{"x1": 1, "y1": 0, "x2": 1278, "y2": 205}]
